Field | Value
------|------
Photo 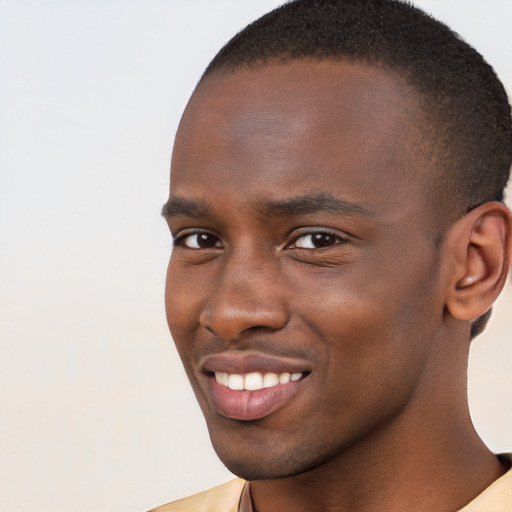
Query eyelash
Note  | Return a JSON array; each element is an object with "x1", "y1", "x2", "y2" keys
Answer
[
  {"x1": 287, "y1": 230, "x2": 348, "y2": 250},
  {"x1": 173, "y1": 230, "x2": 222, "y2": 249},
  {"x1": 173, "y1": 229, "x2": 348, "y2": 251}
]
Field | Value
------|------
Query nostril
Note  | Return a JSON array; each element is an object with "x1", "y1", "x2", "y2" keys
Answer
[
  {"x1": 201, "y1": 324, "x2": 215, "y2": 335},
  {"x1": 244, "y1": 324, "x2": 285, "y2": 334}
]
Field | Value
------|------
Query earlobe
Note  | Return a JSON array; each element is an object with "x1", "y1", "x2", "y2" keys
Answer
[{"x1": 445, "y1": 202, "x2": 512, "y2": 322}]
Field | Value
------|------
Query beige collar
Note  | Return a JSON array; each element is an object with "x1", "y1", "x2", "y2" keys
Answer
[{"x1": 239, "y1": 454, "x2": 512, "y2": 512}]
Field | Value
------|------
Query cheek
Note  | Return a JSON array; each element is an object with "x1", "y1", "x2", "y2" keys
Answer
[
  {"x1": 164, "y1": 260, "x2": 208, "y2": 396},
  {"x1": 304, "y1": 296, "x2": 434, "y2": 441},
  {"x1": 291, "y1": 252, "x2": 442, "y2": 391},
  {"x1": 164, "y1": 258, "x2": 201, "y2": 346}
]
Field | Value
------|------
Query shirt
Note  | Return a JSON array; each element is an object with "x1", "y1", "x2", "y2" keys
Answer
[{"x1": 149, "y1": 454, "x2": 512, "y2": 512}]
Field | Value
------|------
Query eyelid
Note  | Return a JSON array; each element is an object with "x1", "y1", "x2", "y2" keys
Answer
[
  {"x1": 173, "y1": 228, "x2": 222, "y2": 248},
  {"x1": 286, "y1": 228, "x2": 349, "y2": 249}
]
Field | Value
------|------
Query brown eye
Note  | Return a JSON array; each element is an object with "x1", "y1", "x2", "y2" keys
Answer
[
  {"x1": 291, "y1": 232, "x2": 346, "y2": 249},
  {"x1": 177, "y1": 232, "x2": 222, "y2": 249}
]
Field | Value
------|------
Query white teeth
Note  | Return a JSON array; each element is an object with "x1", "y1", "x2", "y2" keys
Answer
[
  {"x1": 263, "y1": 372, "x2": 279, "y2": 388},
  {"x1": 215, "y1": 371, "x2": 303, "y2": 390},
  {"x1": 244, "y1": 372, "x2": 263, "y2": 391},
  {"x1": 228, "y1": 374, "x2": 244, "y2": 390},
  {"x1": 279, "y1": 372, "x2": 291, "y2": 384},
  {"x1": 216, "y1": 372, "x2": 229, "y2": 387}
]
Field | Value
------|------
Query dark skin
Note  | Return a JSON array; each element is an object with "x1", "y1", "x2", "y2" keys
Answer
[{"x1": 164, "y1": 61, "x2": 512, "y2": 511}]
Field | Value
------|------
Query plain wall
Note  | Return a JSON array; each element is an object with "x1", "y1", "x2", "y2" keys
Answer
[{"x1": 0, "y1": 1, "x2": 510, "y2": 510}]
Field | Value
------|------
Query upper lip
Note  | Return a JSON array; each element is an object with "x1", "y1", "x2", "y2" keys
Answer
[{"x1": 200, "y1": 350, "x2": 312, "y2": 375}]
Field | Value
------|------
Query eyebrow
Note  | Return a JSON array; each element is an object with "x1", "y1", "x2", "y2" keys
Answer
[
  {"x1": 162, "y1": 193, "x2": 371, "y2": 220},
  {"x1": 161, "y1": 196, "x2": 211, "y2": 219},
  {"x1": 261, "y1": 193, "x2": 372, "y2": 218}
]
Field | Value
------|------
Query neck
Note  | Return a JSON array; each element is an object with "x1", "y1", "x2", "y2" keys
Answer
[
  {"x1": 249, "y1": 331, "x2": 506, "y2": 512},
  {"x1": 250, "y1": 412, "x2": 503, "y2": 512}
]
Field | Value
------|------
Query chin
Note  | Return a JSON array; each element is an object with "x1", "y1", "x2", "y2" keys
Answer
[
  {"x1": 220, "y1": 457, "x2": 310, "y2": 482},
  {"x1": 211, "y1": 436, "x2": 328, "y2": 482}
]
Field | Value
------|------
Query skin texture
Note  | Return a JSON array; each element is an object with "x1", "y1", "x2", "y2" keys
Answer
[{"x1": 164, "y1": 61, "x2": 511, "y2": 512}]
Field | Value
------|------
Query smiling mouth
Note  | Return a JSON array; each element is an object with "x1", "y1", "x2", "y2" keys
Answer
[
  {"x1": 214, "y1": 371, "x2": 304, "y2": 391},
  {"x1": 206, "y1": 370, "x2": 309, "y2": 421},
  {"x1": 201, "y1": 351, "x2": 311, "y2": 421}
]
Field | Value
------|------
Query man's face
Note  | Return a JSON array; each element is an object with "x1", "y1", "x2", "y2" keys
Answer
[{"x1": 164, "y1": 61, "x2": 447, "y2": 480}]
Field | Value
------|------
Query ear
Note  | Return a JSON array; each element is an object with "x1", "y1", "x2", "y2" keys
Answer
[{"x1": 444, "y1": 201, "x2": 512, "y2": 322}]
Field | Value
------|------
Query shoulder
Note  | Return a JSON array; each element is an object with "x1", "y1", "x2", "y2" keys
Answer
[
  {"x1": 148, "y1": 479, "x2": 247, "y2": 512},
  {"x1": 459, "y1": 454, "x2": 512, "y2": 512}
]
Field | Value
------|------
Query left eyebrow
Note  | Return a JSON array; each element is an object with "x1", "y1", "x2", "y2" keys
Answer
[{"x1": 261, "y1": 193, "x2": 373, "y2": 218}]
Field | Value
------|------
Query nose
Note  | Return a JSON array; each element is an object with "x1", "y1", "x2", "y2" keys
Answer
[{"x1": 199, "y1": 253, "x2": 289, "y2": 341}]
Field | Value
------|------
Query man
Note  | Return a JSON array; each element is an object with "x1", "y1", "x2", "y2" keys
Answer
[{"x1": 153, "y1": 0, "x2": 512, "y2": 510}]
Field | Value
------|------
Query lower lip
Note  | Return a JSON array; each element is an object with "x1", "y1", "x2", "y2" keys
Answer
[{"x1": 207, "y1": 377, "x2": 303, "y2": 421}]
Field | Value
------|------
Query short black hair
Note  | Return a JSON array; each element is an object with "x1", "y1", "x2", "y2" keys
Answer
[{"x1": 199, "y1": 0, "x2": 511, "y2": 338}]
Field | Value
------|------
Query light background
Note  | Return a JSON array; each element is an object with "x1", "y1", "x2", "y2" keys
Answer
[{"x1": 0, "y1": 1, "x2": 511, "y2": 511}]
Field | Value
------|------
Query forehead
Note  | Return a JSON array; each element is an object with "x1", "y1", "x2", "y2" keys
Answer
[{"x1": 171, "y1": 60, "x2": 431, "y2": 227}]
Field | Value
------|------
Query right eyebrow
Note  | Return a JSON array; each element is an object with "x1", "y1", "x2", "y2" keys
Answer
[{"x1": 161, "y1": 196, "x2": 211, "y2": 219}]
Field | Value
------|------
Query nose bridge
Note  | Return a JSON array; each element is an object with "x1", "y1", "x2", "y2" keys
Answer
[{"x1": 199, "y1": 245, "x2": 288, "y2": 340}]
